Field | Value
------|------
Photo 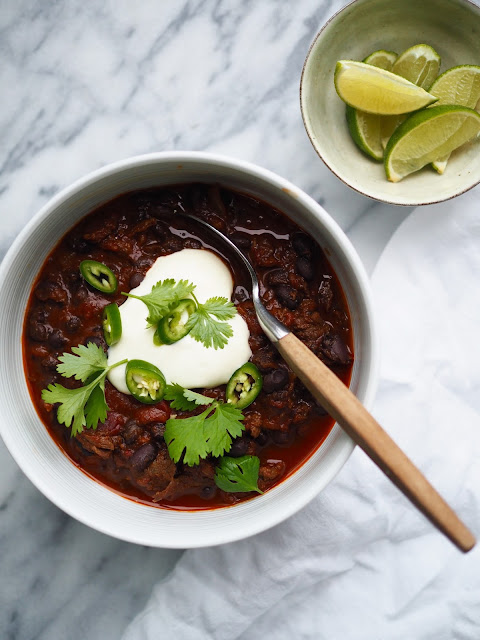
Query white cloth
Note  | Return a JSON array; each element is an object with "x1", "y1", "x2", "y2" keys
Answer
[{"x1": 123, "y1": 189, "x2": 480, "y2": 640}]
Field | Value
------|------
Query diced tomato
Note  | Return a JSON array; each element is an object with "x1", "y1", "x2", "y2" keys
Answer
[{"x1": 135, "y1": 401, "x2": 171, "y2": 425}]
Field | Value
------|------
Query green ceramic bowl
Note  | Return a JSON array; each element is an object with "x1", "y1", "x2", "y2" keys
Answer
[{"x1": 300, "y1": 0, "x2": 480, "y2": 205}]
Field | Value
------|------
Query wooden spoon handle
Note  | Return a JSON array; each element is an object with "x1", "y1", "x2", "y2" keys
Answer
[{"x1": 276, "y1": 332, "x2": 475, "y2": 553}]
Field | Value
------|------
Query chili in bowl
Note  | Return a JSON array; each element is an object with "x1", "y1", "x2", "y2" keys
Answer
[{"x1": 0, "y1": 152, "x2": 378, "y2": 548}]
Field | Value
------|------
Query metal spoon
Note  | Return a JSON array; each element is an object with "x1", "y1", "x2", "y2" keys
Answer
[{"x1": 182, "y1": 213, "x2": 475, "y2": 553}]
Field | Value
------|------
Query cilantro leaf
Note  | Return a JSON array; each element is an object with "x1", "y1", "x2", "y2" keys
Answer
[
  {"x1": 84, "y1": 378, "x2": 108, "y2": 429},
  {"x1": 123, "y1": 279, "x2": 195, "y2": 326},
  {"x1": 198, "y1": 297, "x2": 236, "y2": 320},
  {"x1": 41, "y1": 353, "x2": 127, "y2": 437},
  {"x1": 56, "y1": 342, "x2": 108, "y2": 382},
  {"x1": 164, "y1": 383, "x2": 197, "y2": 411},
  {"x1": 164, "y1": 407, "x2": 212, "y2": 466},
  {"x1": 165, "y1": 384, "x2": 215, "y2": 411},
  {"x1": 183, "y1": 388, "x2": 215, "y2": 406},
  {"x1": 186, "y1": 296, "x2": 237, "y2": 350},
  {"x1": 214, "y1": 455, "x2": 263, "y2": 494},
  {"x1": 163, "y1": 385, "x2": 246, "y2": 465},
  {"x1": 204, "y1": 402, "x2": 244, "y2": 457},
  {"x1": 42, "y1": 374, "x2": 104, "y2": 437}
]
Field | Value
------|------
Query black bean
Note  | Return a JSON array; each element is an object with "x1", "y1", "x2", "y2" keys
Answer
[
  {"x1": 30, "y1": 308, "x2": 47, "y2": 323},
  {"x1": 201, "y1": 485, "x2": 215, "y2": 499},
  {"x1": 228, "y1": 437, "x2": 249, "y2": 458},
  {"x1": 291, "y1": 231, "x2": 314, "y2": 257},
  {"x1": 65, "y1": 315, "x2": 81, "y2": 333},
  {"x1": 229, "y1": 232, "x2": 251, "y2": 251},
  {"x1": 150, "y1": 423, "x2": 166, "y2": 441},
  {"x1": 321, "y1": 334, "x2": 351, "y2": 365},
  {"x1": 129, "y1": 272, "x2": 144, "y2": 289},
  {"x1": 275, "y1": 284, "x2": 301, "y2": 310},
  {"x1": 41, "y1": 355, "x2": 58, "y2": 371},
  {"x1": 84, "y1": 336, "x2": 105, "y2": 350},
  {"x1": 74, "y1": 286, "x2": 88, "y2": 303},
  {"x1": 130, "y1": 443, "x2": 157, "y2": 472},
  {"x1": 124, "y1": 420, "x2": 143, "y2": 444},
  {"x1": 34, "y1": 281, "x2": 65, "y2": 304},
  {"x1": 266, "y1": 269, "x2": 288, "y2": 286},
  {"x1": 263, "y1": 369, "x2": 289, "y2": 394},
  {"x1": 296, "y1": 256, "x2": 315, "y2": 281},
  {"x1": 255, "y1": 430, "x2": 269, "y2": 447},
  {"x1": 28, "y1": 322, "x2": 51, "y2": 342},
  {"x1": 49, "y1": 329, "x2": 67, "y2": 349}
]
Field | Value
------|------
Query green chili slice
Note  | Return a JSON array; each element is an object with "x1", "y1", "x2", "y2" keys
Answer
[
  {"x1": 125, "y1": 359, "x2": 166, "y2": 404},
  {"x1": 226, "y1": 362, "x2": 263, "y2": 410},
  {"x1": 154, "y1": 298, "x2": 196, "y2": 345},
  {"x1": 102, "y1": 303, "x2": 122, "y2": 346},
  {"x1": 79, "y1": 260, "x2": 118, "y2": 294}
]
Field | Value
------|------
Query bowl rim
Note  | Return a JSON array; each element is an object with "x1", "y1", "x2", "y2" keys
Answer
[
  {"x1": 299, "y1": 0, "x2": 480, "y2": 207},
  {"x1": 0, "y1": 151, "x2": 379, "y2": 547}
]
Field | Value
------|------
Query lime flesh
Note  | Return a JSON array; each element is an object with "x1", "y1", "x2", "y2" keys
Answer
[{"x1": 335, "y1": 60, "x2": 438, "y2": 115}]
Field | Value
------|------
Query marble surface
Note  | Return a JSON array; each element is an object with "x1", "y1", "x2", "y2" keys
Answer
[{"x1": 0, "y1": 1, "x2": 412, "y2": 638}]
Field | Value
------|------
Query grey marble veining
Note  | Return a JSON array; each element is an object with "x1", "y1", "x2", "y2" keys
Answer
[{"x1": 0, "y1": 1, "x2": 407, "y2": 638}]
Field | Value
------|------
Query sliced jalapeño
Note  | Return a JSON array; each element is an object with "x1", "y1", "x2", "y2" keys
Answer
[
  {"x1": 102, "y1": 303, "x2": 122, "y2": 346},
  {"x1": 154, "y1": 298, "x2": 196, "y2": 345},
  {"x1": 125, "y1": 359, "x2": 166, "y2": 404},
  {"x1": 226, "y1": 362, "x2": 263, "y2": 410},
  {"x1": 79, "y1": 260, "x2": 118, "y2": 294}
]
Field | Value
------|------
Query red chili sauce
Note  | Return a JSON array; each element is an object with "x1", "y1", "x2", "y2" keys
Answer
[{"x1": 23, "y1": 184, "x2": 354, "y2": 510}]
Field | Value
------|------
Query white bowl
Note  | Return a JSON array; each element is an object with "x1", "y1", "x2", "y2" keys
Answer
[
  {"x1": 300, "y1": 0, "x2": 480, "y2": 206},
  {"x1": 0, "y1": 152, "x2": 378, "y2": 548}
]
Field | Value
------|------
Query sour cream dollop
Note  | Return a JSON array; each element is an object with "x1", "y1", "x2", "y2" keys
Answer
[{"x1": 107, "y1": 249, "x2": 252, "y2": 392}]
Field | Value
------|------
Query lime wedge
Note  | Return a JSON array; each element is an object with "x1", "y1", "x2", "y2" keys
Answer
[
  {"x1": 384, "y1": 105, "x2": 480, "y2": 182},
  {"x1": 335, "y1": 61, "x2": 438, "y2": 115},
  {"x1": 392, "y1": 44, "x2": 441, "y2": 89},
  {"x1": 381, "y1": 44, "x2": 441, "y2": 149},
  {"x1": 345, "y1": 51, "x2": 398, "y2": 161},
  {"x1": 428, "y1": 65, "x2": 480, "y2": 173},
  {"x1": 363, "y1": 50, "x2": 398, "y2": 70}
]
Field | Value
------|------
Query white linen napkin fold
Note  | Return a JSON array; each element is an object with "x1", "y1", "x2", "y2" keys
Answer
[{"x1": 123, "y1": 188, "x2": 480, "y2": 640}]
